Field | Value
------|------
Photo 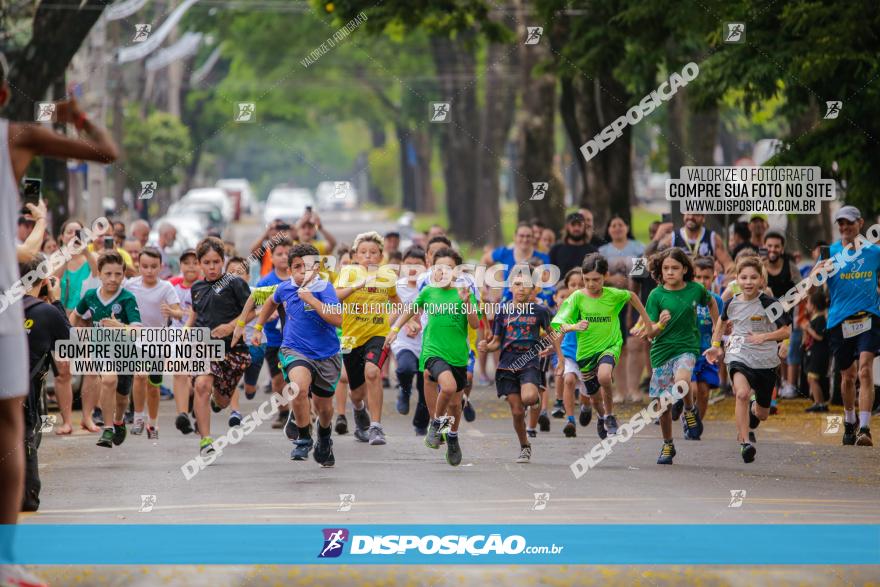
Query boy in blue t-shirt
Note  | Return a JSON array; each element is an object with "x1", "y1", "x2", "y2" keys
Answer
[
  {"x1": 690, "y1": 257, "x2": 724, "y2": 439},
  {"x1": 253, "y1": 243, "x2": 343, "y2": 466}
]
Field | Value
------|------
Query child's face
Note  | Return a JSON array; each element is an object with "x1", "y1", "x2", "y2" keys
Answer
[
  {"x1": 510, "y1": 277, "x2": 532, "y2": 302},
  {"x1": 180, "y1": 256, "x2": 199, "y2": 282},
  {"x1": 272, "y1": 245, "x2": 290, "y2": 273},
  {"x1": 661, "y1": 257, "x2": 686, "y2": 285},
  {"x1": 138, "y1": 254, "x2": 161, "y2": 282},
  {"x1": 694, "y1": 267, "x2": 714, "y2": 290},
  {"x1": 355, "y1": 241, "x2": 383, "y2": 267},
  {"x1": 199, "y1": 249, "x2": 224, "y2": 281},
  {"x1": 227, "y1": 262, "x2": 247, "y2": 280},
  {"x1": 582, "y1": 270, "x2": 604, "y2": 294},
  {"x1": 426, "y1": 242, "x2": 446, "y2": 265},
  {"x1": 401, "y1": 256, "x2": 426, "y2": 281},
  {"x1": 431, "y1": 256, "x2": 457, "y2": 286},
  {"x1": 554, "y1": 287, "x2": 569, "y2": 306},
  {"x1": 566, "y1": 274, "x2": 584, "y2": 290},
  {"x1": 737, "y1": 266, "x2": 763, "y2": 297},
  {"x1": 288, "y1": 256, "x2": 315, "y2": 286},
  {"x1": 99, "y1": 262, "x2": 124, "y2": 293},
  {"x1": 339, "y1": 253, "x2": 351, "y2": 266}
]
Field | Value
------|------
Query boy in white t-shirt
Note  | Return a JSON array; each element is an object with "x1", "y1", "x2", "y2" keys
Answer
[
  {"x1": 168, "y1": 248, "x2": 201, "y2": 434},
  {"x1": 126, "y1": 247, "x2": 180, "y2": 439},
  {"x1": 392, "y1": 247, "x2": 430, "y2": 434}
]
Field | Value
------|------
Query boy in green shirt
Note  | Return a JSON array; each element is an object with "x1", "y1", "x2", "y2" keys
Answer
[
  {"x1": 551, "y1": 253, "x2": 654, "y2": 439},
  {"x1": 386, "y1": 247, "x2": 481, "y2": 467}
]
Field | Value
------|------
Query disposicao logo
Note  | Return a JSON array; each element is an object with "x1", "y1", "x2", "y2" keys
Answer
[{"x1": 318, "y1": 528, "x2": 349, "y2": 558}]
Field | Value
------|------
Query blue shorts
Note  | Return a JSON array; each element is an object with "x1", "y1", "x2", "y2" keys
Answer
[
  {"x1": 691, "y1": 356, "x2": 720, "y2": 387},
  {"x1": 467, "y1": 350, "x2": 475, "y2": 374},
  {"x1": 787, "y1": 327, "x2": 803, "y2": 366}
]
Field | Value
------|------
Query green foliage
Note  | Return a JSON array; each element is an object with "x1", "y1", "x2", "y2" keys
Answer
[{"x1": 121, "y1": 105, "x2": 192, "y2": 192}]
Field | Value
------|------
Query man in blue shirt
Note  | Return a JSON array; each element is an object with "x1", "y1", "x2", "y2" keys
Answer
[
  {"x1": 253, "y1": 243, "x2": 343, "y2": 466},
  {"x1": 824, "y1": 206, "x2": 880, "y2": 447}
]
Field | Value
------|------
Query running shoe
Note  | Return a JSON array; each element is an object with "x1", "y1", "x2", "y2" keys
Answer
[
  {"x1": 199, "y1": 437, "x2": 215, "y2": 459},
  {"x1": 228, "y1": 411, "x2": 242, "y2": 428},
  {"x1": 396, "y1": 388, "x2": 411, "y2": 415},
  {"x1": 290, "y1": 438, "x2": 314, "y2": 461},
  {"x1": 131, "y1": 417, "x2": 145, "y2": 435},
  {"x1": 146, "y1": 426, "x2": 158, "y2": 440},
  {"x1": 335, "y1": 414, "x2": 349, "y2": 435},
  {"x1": 175, "y1": 412, "x2": 194, "y2": 435},
  {"x1": 477, "y1": 375, "x2": 492, "y2": 387},
  {"x1": 516, "y1": 445, "x2": 532, "y2": 463},
  {"x1": 748, "y1": 431, "x2": 756, "y2": 443},
  {"x1": 551, "y1": 399, "x2": 565, "y2": 418},
  {"x1": 425, "y1": 421, "x2": 443, "y2": 449},
  {"x1": 272, "y1": 411, "x2": 287, "y2": 429},
  {"x1": 843, "y1": 421, "x2": 857, "y2": 445},
  {"x1": 538, "y1": 410, "x2": 551, "y2": 432},
  {"x1": 93, "y1": 407, "x2": 104, "y2": 428},
  {"x1": 438, "y1": 416, "x2": 452, "y2": 441},
  {"x1": 526, "y1": 428, "x2": 537, "y2": 439},
  {"x1": 112, "y1": 423, "x2": 127, "y2": 446},
  {"x1": 159, "y1": 385, "x2": 174, "y2": 400},
  {"x1": 563, "y1": 420, "x2": 576, "y2": 438},
  {"x1": 96, "y1": 427, "x2": 114, "y2": 448},
  {"x1": 749, "y1": 401, "x2": 760, "y2": 430},
  {"x1": 210, "y1": 395, "x2": 222, "y2": 413},
  {"x1": 597, "y1": 417, "x2": 607, "y2": 440},
  {"x1": 682, "y1": 407, "x2": 702, "y2": 440},
  {"x1": 741, "y1": 442, "x2": 756, "y2": 463},
  {"x1": 579, "y1": 404, "x2": 592, "y2": 427},
  {"x1": 368, "y1": 424, "x2": 386, "y2": 445},
  {"x1": 657, "y1": 441, "x2": 675, "y2": 465},
  {"x1": 604, "y1": 414, "x2": 619, "y2": 436},
  {"x1": 124, "y1": 410, "x2": 133, "y2": 425},
  {"x1": 671, "y1": 399, "x2": 684, "y2": 422},
  {"x1": 245, "y1": 388, "x2": 256, "y2": 400},
  {"x1": 0, "y1": 564, "x2": 49, "y2": 587},
  {"x1": 414, "y1": 426, "x2": 427, "y2": 436},
  {"x1": 462, "y1": 397, "x2": 476, "y2": 422},
  {"x1": 284, "y1": 410, "x2": 299, "y2": 441},
  {"x1": 804, "y1": 403, "x2": 829, "y2": 413},
  {"x1": 444, "y1": 433, "x2": 462, "y2": 466},
  {"x1": 353, "y1": 407, "x2": 371, "y2": 442},
  {"x1": 778, "y1": 383, "x2": 799, "y2": 399},
  {"x1": 314, "y1": 435, "x2": 335, "y2": 467},
  {"x1": 855, "y1": 427, "x2": 873, "y2": 447}
]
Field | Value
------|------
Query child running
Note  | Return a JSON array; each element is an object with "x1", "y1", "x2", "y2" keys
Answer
[
  {"x1": 168, "y1": 248, "x2": 200, "y2": 434},
  {"x1": 551, "y1": 253, "x2": 654, "y2": 440},
  {"x1": 253, "y1": 243, "x2": 343, "y2": 465},
  {"x1": 385, "y1": 247, "x2": 481, "y2": 466},
  {"x1": 688, "y1": 256, "x2": 724, "y2": 437},
  {"x1": 478, "y1": 273, "x2": 561, "y2": 463},
  {"x1": 704, "y1": 255, "x2": 790, "y2": 463}
]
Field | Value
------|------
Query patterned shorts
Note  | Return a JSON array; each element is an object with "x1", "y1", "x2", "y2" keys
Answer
[
  {"x1": 649, "y1": 353, "x2": 696, "y2": 398},
  {"x1": 193, "y1": 349, "x2": 251, "y2": 399}
]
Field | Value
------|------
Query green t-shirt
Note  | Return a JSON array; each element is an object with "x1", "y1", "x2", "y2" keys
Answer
[
  {"x1": 61, "y1": 262, "x2": 91, "y2": 311},
  {"x1": 645, "y1": 280, "x2": 709, "y2": 368},
  {"x1": 75, "y1": 287, "x2": 142, "y2": 325},
  {"x1": 550, "y1": 287, "x2": 630, "y2": 370},
  {"x1": 413, "y1": 285, "x2": 479, "y2": 370}
]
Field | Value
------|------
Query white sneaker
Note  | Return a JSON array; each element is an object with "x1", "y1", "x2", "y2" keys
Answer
[
  {"x1": 778, "y1": 384, "x2": 799, "y2": 399},
  {"x1": 0, "y1": 565, "x2": 48, "y2": 587}
]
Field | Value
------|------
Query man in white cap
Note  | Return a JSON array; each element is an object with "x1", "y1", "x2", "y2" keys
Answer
[{"x1": 822, "y1": 205, "x2": 879, "y2": 446}]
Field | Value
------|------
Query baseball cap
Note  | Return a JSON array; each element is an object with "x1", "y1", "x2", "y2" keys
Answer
[
  {"x1": 834, "y1": 205, "x2": 861, "y2": 223},
  {"x1": 179, "y1": 248, "x2": 197, "y2": 262},
  {"x1": 565, "y1": 212, "x2": 585, "y2": 224},
  {"x1": 385, "y1": 231, "x2": 400, "y2": 239}
]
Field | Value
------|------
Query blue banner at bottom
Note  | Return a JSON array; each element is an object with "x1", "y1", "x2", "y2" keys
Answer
[{"x1": 3, "y1": 525, "x2": 879, "y2": 565}]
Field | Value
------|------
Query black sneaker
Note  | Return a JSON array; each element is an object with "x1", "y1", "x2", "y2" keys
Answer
[
  {"x1": 284, "y1": 410, "x2": 299, "y2": 441},
  {"x1": 741, "y1": 442, "x2": 756, "y2": 463},
  {"x1": 228, "y1": 410, "x2": 242, "y2": 428},
  {"x1": 749, "y1": 400, "x2": 761, "y2": 430},
  {"x1": 314, "y1": 435, "x2": 335, "y2": 467},
  {"x1": 290, "y1": 438, "x2": 314, "y2": 461},
  {"x1": 804, "y1": 403, "x2": 829, "y2": 413},
  {"x1": 682, "y1": 407, "x2": 702, "y2": 440},
  {"x1": 462, "y1": 397, "x2": 476, "y2": 422},
  {"x1": 843, "y1": 422, "x2": 857, "y2": 445},
  {"x1": 671, "y1": 399, "x2": 684, "y2": 422},
  {"x1": 396, "y1": 388, "x2": 411, "y2": 415},
  {"x1": 551, "y1": 399, "x2": 565, "y2": 418},
  {"x1": 748, "y1": 431, "x2": 756, "y2": 443},
  {"x1": 538, "y1": 410, "x2": 551, "y2": 432},
  {"x1": 855, "y1": 427, "x2": 873, "y2": 447},
  {"x1": 112, "y1": 423, "x2": 127, "y2": 446},
  {"x1": 579, "y1": 405, "x2": 592, "y2": 427},
  {"x1": 604, "y1": 414, "x2": 619, "y2": 435},
  {"x1": 245, "y1": 388, "x2": 256, "y2": 400},
  {"x1": 526, "y1": 429, "x2": 537, "y2": 439},
  {"x1": 657, "y1": 441, "x2": 675, "y2": 465},
  {"x1": 563, "y1": 420, "x2": 576, "y2": 438},
  {"x1": 445, "y1": 433, "x2": 462, "y2": 466},
  {"x1": 597, "y1": 417, "x2": 607, "y2": 440},
  {"x1": 93, "y1": 408, "x2": 105, "y2": 428},
  {"x1": 96, "y1": 428, "x2": 114, "y2": 448},
  {"x1": 210, "y1": 395, "x2": 222, "y2": 413},
  {"x1": 175, "y1": 412, "x2": 194, "y2": 435},
  {"x1": 335, "y1": 414, "x2": 348, "y2": 435}
]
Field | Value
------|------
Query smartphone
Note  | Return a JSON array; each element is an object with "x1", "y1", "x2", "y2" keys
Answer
[
  {"x1": 305, "y1": 206, "x2": 313, "y2": 214},
  {"x1": 21, "y1": 177, "x2": 41, "y2": 207},
  {"x1": 819, "y1": 245, "x2": 832, "y2": 260},
  {"x1": 103, "y1": 236, "x2": 115, "y2": 250},
  {"x1": 76, "y1": 229, "x2": 86, "y2": 242},
  {"x1": 758, "y1": 247, "x2": 769, "y2": 257},
  {"x1": 661, "y1": 213, "x2": 672, "y2": 223}
]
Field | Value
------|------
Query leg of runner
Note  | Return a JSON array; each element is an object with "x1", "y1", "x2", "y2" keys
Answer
[
  {"x1": 855, "y1": 351, "x2": 874, "y2": 445},
  {"x1": 614, "y1": 343, "x2": 628, "y2": 404},
  {"x1": 840, "y1": 363, "x2": 858, "y2": 444},
  {"x1": 508, "y1": 389, "x2": 532, "y2": 463},
  {"x1": 96, "y1": 374, "x2": 118, "y2": 447},
  {"x1": 193, "y1": 374, "x2": 214, "y2": 452},
  {"x1": 597, "y1": 362, "x2": 617, "y2": 435},
  {"x1": 312, "y1": 393, "x2": 336, "y2": 467},
  {"x1": 80, "y1": 375, "x2": 100, "y2": 432},
  {"x1": 173, "y1": 374, "x2": 194, "y2": 434},
  {"x1": 413, "y1": 371, "x2": 429, "y2": 434},
  {"x1": 146, "y1": 375, "x2": 161, "y2": 437},
  {"x1": 228, "y1": 388, "x2": 242, "y2": 428},
  {"x1": 288, "y1": 365, "x2": 316, "y2": 461},
  {"x1": 364, "y1": 361, "x2": 384, "y2": 435},
  {"x1": 733, "y1": 373, "x2": 756, "y2": 460},
  {"x1": 132, "y1": 374, "x2": 147, "y2": 435},
  {"x1": 334, "y1": 366, "x2": 349, "y2": 434},
  {"x1": 435, "y1": 370, "x2": 463, "y2": 466},
  {"x1": 53, "y1": 360, "x2": 73, "y2": 435},
  {"x1": 0, "y1": 397, "x2": 24, "y2": 522},
  {"x1": 696, "y1": 381, "x2": 710, "y2": 421},
  {"x1": 423, "y1": 370, "x2": 438, "y2": 422}
]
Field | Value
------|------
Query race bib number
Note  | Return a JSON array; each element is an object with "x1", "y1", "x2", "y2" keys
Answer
[{"x1": 841, "y1": 316, "x2": 871, "y2": 339}]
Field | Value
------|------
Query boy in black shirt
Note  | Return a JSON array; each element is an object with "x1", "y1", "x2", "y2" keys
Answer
[{"x1": 803, "y1": 290, "x2": 830, "y2": 413}]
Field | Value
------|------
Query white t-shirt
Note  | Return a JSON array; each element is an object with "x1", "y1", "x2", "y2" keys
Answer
[
  {"x1": 124, "y1": 276, "x2": 179, "y2": 327},
  {"x1": 169, "y1": 278, "x2": 193, "y2": 329},
  {"x1": 391, "y1": 279, "x2": 423, "y2": 357}
]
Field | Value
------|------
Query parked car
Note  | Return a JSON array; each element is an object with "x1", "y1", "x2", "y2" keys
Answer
[
  {"x1": 262, "y1": 187, "x2": 315, "y2": 225},
  {"x1": 151, "y1": 214, "x2": 206, "y2": 249},
  {"x1": 180, "y1": 187, "x2": 234, "y2": 223},
  {"x1": 167, "y1": 200, "x2": 226, "y2": 232},
  {"x1": 315, "y1": 180, "x2": 358, "y2": 211},
  {"x1": 216, "y1": 178, "x2": 254, "y2": 220}
]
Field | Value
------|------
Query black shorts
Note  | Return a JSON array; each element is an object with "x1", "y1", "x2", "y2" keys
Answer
[
  {"x1": 538, "y1": 356, "x2": 551, "y2": 389},
  {"x1": 495, "y1": 366, "x2": 542, "y2": 398},
  {"x1": 425, "y1": 357, "x2": 467, "y2": 392},
  {"x1": 116, "y1": 374, "x2": 133, "y2": 397},
  {"x1": 806, "y1": 347, "x2": 830, "y2": 380},
  {"x1": 828, "y1": 313, "x2": 880, "y2": 371},
  {"x1": 342, "y1": 336, "x2": 386, "y2": 389},
  {"x1": 728, "y1": 361, "x2": 777, "y2": 409},
  {"x1": 265, "y1": 346, "x2": 282, "y2": 378},
  {"x1": 582, "y1": 355, "x2": 616, "y2": 396}
]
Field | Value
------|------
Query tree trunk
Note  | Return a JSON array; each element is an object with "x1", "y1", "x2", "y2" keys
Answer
[
  {"x1": 789, "y1": 100, "x2": 828, "y2": 251},
  {"x1": 687, "y1": 100, "x2": 723, "y2": 234},
  {"x1": 397, "y1": 124, "x2": 416, "y2": 211},
  {"x1": 667, "y1": 89, "x2": 687, "y2": 227},
  {"x1": 413, "y1": 130, "x2": 434, "y2": 213}
]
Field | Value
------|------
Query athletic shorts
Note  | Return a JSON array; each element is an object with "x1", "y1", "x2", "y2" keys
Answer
[
  {"x1": 193, "y1": 349, "x2": 251, "y2": 399},
  {"x1": 828, "y1": 312, "x2": 880, "y2": 371},
  {"x1": 244, "y1": 344, "x2": 266, "y2": 387},
  {"x1": 279, "y1": 348, "x2": 342, "y2": 399},
  {"x1": 264, "y1": 346, "x2": 282, "y2": 378},
  {"x1": 728, "y1": 361, "x2": 777, "y2": 409},
  {"x1": 563, "y1": 357, "x2": 586, "y2": 394},
  {"x1": 691, "y1": 355, "x2": 720, "y2": 387},
  {"x1": 577, "y1": 348, "x2": 618, "y2": 376},
  {"x1": 649, "y1": 353, "x2": 696, "y2": 398},
  {"x1": 495, "y1": 366, "x2": 542, "y2": 398},
  {"x1": 787, "y1": 328, "x2": 803, "y2": 366},
  {"x1": 806, "y1": 347, "x2": 830, "y2": 380},
  {"x1": 581, "y1": 355, "x2": 616, "y2": 396},
  {"x1": 425, "y1": 357, "x2": 467, "y2": 392},
  {"x1": 342, "y1": 336, "x2": 386, "y2": 389}
]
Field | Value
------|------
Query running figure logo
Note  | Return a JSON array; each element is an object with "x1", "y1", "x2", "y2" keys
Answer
[
  {"x1": 728, "y1": 489, "x2": 746, "y2": 508},
  {"x1": 824, "y1": 415, "x2": 842, "y2": 435},
  {"x1": 235, "y1": 103, "x2": 256, "y2": 123},
  {"x1": 138, "y1": 494, "x2": 157, "y2": 512},
  {"x1": 630, "y1": 257, "x2": 647, "y2": 277},
  {"x1": 133, "y1": 24, "x2": 152, "y2": 43},
  {"x1": 530, "y1": 182, "x2": 548, "y2": 201},
  {"x1": 38, "y1": 415, "x2": 56, "y2": 433},
  {"x1": 532, "y1": 492, "x2": 550, "y2": 511},
  {"x1": 430, "y1": 102, "x2": 450, "y2": 123},
  {"x1": 525, "y1": 27, "x2": 543, "y2": 45},
  {"x1": 724, "y1": 22, "x2": 745, "y2": 43},
  {"x1": 318, "y1": 528, "x2": 349, "y2": 558},
  {"x1": 824, "y1": 101, "x2": 842, "y2": 119},
  {"x1": 35, "y1": 102, "x2": 56, "y2": 122},
  {"x1": 139, "y1": 181, "x2": 157, "y2": 200},
  {"x1": 333, "y1": 181, "x2": 349, "y2": 199},
  {"x1": 727, "y1": 335, "x2": 744, "y2": 356},
  {"x1": 337, "y1": 493, "x2": 355, "y2": 512}
]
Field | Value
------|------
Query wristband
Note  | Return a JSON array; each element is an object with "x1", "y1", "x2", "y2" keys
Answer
[
  {"x1": 711, "y1": 341, "x2": 721, "y2": 348},
  {"x1": 391, "y1": 326, "x2": 401, "y2": 333},
  {"x1": 74, "y1": 112, "x2": 88, "y2": 131},
  {"x1": 656, "y1": 322, "x2": 666, "y2": 331},
  {"x1": 236, "y1": 320, "x2": 246, "y2": 327},
  {"x1": 781, "y1": 339, "x2": 789, "y2": 346},
  {"x1": 254, "y1": 323, "x2": 264, "y2": 332}
]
